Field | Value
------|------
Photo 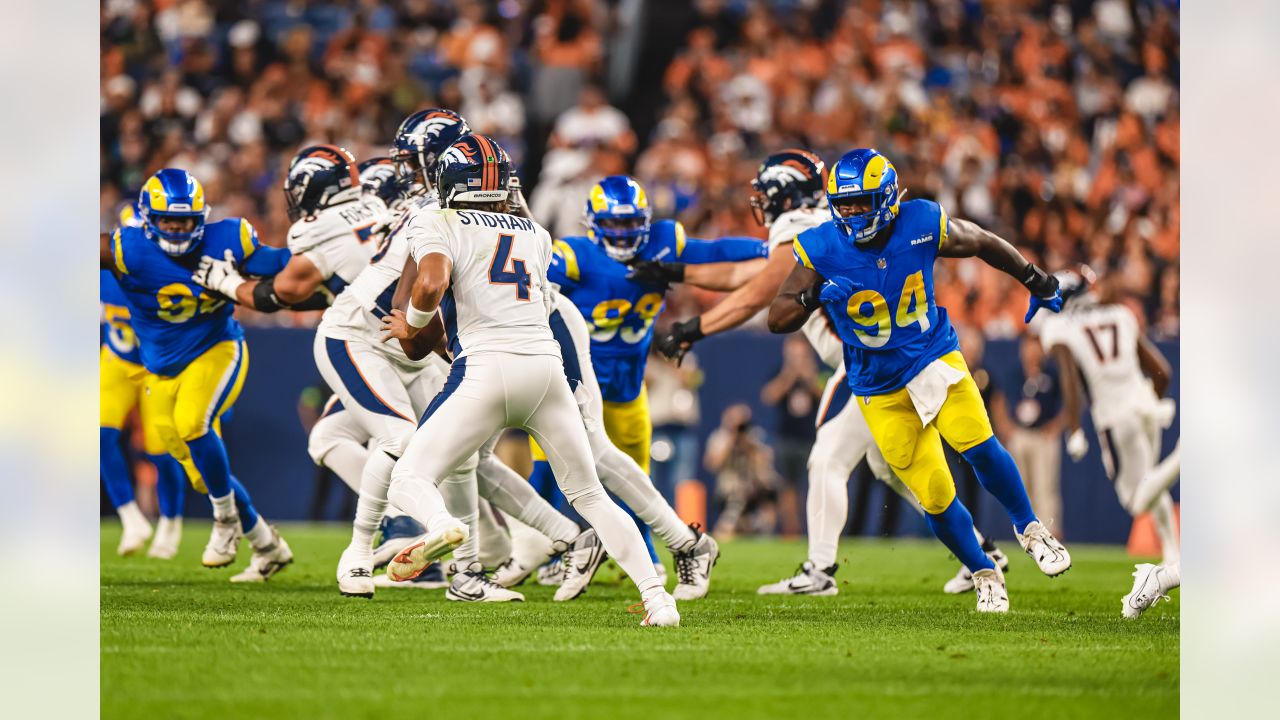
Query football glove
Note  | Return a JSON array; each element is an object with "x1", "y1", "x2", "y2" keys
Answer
[
  {"x1": 1021, "y1": 263, "x2": 1063, "y2": 323},
  {"x1": 192, "y1": 249, "x2": 246, "y2": 300},
  {"x1": 816, "y1": 276, "x2": 863, "y2": 308},
  {"x1": 627, "y1": 259, "x2": 686, "y2": 288},
  {"x1": 653, "y1": 317, "x2": 704, "y2": 365}
]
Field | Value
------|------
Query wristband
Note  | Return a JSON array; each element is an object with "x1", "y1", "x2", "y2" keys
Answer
[
  {"x1": 1020, "y1": 263, "x2": 1059, "y2": 298},
  {"x1": 406, "y1": 300, "x2": 437, "y2": 329}
]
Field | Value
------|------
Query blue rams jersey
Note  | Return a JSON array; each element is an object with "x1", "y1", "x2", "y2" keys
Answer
[
  {"x1": 794, "y1": 199, "x2": 959, "y2": 395},
  {"x1": 550, "y1": 219, "x2": 766, "y2": 402},
  {"x1": 100, "y1": 270, "x2": 142, "y2": 365},
  {"x1": 108, "y1": 218, "x2": 275, "y2": 376}
]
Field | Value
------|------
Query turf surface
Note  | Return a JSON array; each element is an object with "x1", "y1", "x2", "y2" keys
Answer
[{"x1": 101, "y1": 521, "x2": 1178, "y2": 719}]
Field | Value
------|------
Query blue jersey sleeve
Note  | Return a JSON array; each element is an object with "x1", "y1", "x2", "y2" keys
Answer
[
  {"x1": 549, "y1": 238, "x2": 584, "y2": 291},
  {"x1": 661, "y1": 220, "x2": 766, "y2": 264},
  {"x1": 243, "y1": 245, "x2": 292, "y2": 277}
]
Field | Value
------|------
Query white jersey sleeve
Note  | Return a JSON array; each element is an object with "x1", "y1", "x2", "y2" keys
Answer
[
  {"x1": 285, "y1": 196, "x2": 387, "y2": 293},
  {"x1": 407, "y1": 208, "x2": 561, "y2": 360},
  {"x1": 768, "y1": 208, "x2": 843, "y2": 369},
  {"x1": 1039, "y1": 303, "x2": 1158, "y2": 429}
]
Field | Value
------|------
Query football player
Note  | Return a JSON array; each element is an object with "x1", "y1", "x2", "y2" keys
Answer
[
  {"x1": 101, "y1": 201, "x2": 187, "y2": 558},
  {"x1": 100, "y1": 169, "x2": 293, "y2": 581},
  {"x1": 767, "y1": 148, "x2": 1071, "y2": 612},
  {"x1": 537, "y1": 175, "x2": 767, "y2": 578},
  {"x1": 1035, "y1": 268, "x2": 1180, "y2": 574},
  {"x1": 645, "y1": 150, "x2": 1008, "y2": 595},
  {"x1": 382, "y1": 134, "x2": 681, "y2": 626}
]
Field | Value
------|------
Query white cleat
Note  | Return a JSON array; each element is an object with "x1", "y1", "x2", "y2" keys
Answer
[
  {"x1": 1016, "y1": 521, "x2": 1072, "y2": 577},
  {"x1": 537, "y1": 557, "x2": 565, "y2": 586},
  {"x1": 446, "y1": 562, "x2": 525, "y2": 602},
  {"x1": 757, "y1": 561, "x2": 838, "y2": 596},
  {"x1": 1122, "y1": 563, "x2": 1175, "y2": 619},
  {"x1": 337, "y1": 545, "x2": 375, "y2": 598},
  {"x1": 672, "y1": 530, "x2": 719, "y2": 601},
  {"x1": 230, "y1": 527, "x2": 293, "y2": 583},
  {"x1": 386, "y1": 522, "x2": 468, "y2": 582},
  {"x1": 944, "y1": 548, "x2": 1010, "y2": 594},
  {"x1": 636, "y1": 591, "x2": 680, "y2": 627},
  {"x1": 118, "y1": 519, "x2": 153, "y2": 557},
  {"x1": 555, "y1": 529, "x2": 607, "y2": 602},
  {"x1": 973, "y1": 565, "x2": 1009, "y2": 613},
  {"x1": 373, "y1": 562, "x2": 449, "y2": 589},
  {"x1": 371, "y1": 515, "x2": 427, "y2": 570},
  {"x1": 492, "y1": 557, "x2": 538, "y2": 588},
  {"x1": 202, "y1": 517, "x2": 242, "y2": 568},
  {"x1": 146, "y1": 517, "x2": 182, "y2": 560}
]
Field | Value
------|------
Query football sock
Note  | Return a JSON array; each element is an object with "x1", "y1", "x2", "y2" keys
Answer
[
  {"x1": 961, "y1": 436, "x2": 1037, "y2": 533},
  {"x1": 1150, "y1": 492, "x2": 1181, "y2": 565},
  {"x1": 1133, "y1": 442, "x2": 1180, "y2": 513},
  {"x1": 243, "y1": 516, "x2": 273, "y2": 551},
  {"x1": 387, "y1": 471, "x2": 454, "y2": 537},
  {"x1": 925, "y1": 497, "x2": 995, "y2": 573},
  {"x1": 439, "y1": 469, "x2": 480, "y2": 566},
  {"x1": 475, "y1": 502, "x2": 511, "y2": 569},
  {"x1": 351, "y1": 451, "x2": 394, "y2": 551},
  {"x1": 476, "y1": 453, "x2": 579, "y2": 544},
  {"x1": 804, "y1": 442, "x2": 853, "y2": 569},
  {"x1": 209, "y1": 491, "x2": 237, "y2": 522},
  {"x1": 567, "y1": 484, "x2": 661, "y2": 595},
  {"x1": 619, "y1": 500, "x2": 661, "y2": 563},
  {"x1": 117, "y1": 500, "x2": 148, "y2": 531},
  {"x1": 100, "y1": 427, "x2": 136, "y2": 508},
  {"x1": 148, "y1": 453, "x2": 186, "y2": 519},
  {"x1": 186, "y1": 432, "x2": 233, "y2": 498},
  {"x1": 594, "y1": 444, "x2": 695, "y2": 553},
  {"x1": 228, "y1": 475, "x2": 261, "y2": 532}
]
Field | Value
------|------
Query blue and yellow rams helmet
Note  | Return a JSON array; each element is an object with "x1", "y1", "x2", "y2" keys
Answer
[
  {"x1": 826, "y1": 148, "x2": 900, "y2": 243},
  {"x1": 585, "y1": 175, "x2": 653, "y2": 262},
  {"x1": 390, "y1": 108, "x2": 470, "y2": 194},
  {"x1": 435, "y1": 133, "x2": 512, "y2": 208},
  {"x1": 138, "y1": 168, "x2": 210, "y2": 256}
]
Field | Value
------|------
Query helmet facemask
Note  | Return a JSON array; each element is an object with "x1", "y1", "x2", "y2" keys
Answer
[
  {"x1": 142, "y1": 208, "x2": 208, "y2": 256},
  {"x1": 829, "y1": 182, "x2": 898, "y2": 243},
  {"x1": 588, "y1": 212, "x2": 651, "y2": 262}
]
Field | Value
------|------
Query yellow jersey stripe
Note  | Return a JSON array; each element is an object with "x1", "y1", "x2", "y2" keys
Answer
[
  {"x1": 553, "y1": 239, "x2": 580, "y2": 282},
  {"x1": 112, "y1": 229, "x2": 128, "y2": 274},
  {"x1": 793, "y1": 235, "x2": 814, "y2": 269},
  {"x1": 674, "y1": 222, "x2": 687, "y2": 258},
  {"x1": 939, "y1": 206, "x2": 949, "y2": 248},
  {"x1": 239, "y1": 219, "x2": 256, "y2": 258}
]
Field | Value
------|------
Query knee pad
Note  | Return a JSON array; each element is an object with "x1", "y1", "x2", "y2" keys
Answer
[
  {"x1": 878, "y1": 419, "x2": 919, "y2": 470},
  {"x1": 918, "y1": 467, "x2": 957, "y2": 515}
]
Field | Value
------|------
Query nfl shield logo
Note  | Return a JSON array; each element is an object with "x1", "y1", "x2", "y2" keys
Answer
[{"x1": 876, "y1": 258, "x2": 887, "y2": 269}]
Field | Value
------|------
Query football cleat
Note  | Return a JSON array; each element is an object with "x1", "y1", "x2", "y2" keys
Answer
[
  {"x1": 1016, "y1": 521, "x2": 1072, "y2": 577},
  {"x1": 146, "y1": 517, "x2": 182, "y2": 560},
  {"x1": 373, "y1": 562, "x2": 448, "y2": 589},
  {"x1": 494, "y1": 529, "x2": 559, "y2": 588},
  {"x1": 633, "y1": 591, "x2": 680, "y2": 627},
  {"x1": 492, "y1": 557, "x2": 537, "y2": 588},
  {"x1": 372, "y1": 514, "x2": 427, "y2": 570},
  {"x1": 202, "y1": 517, "x2": 242, "y2": 568},
  {"x1": 973, "y1": 565, "x2": 1009, "y2": 613},
  {"x1": 537, "y1": 557, "x2": 565, "y2": 586},
  {"x1": 757, "y1": 561, "x2": 839, "y2": 596},
  {"x1": 1122, "y1": 563, "x2": 1175, "y2": 619},
  {"x1": 118, "y1": 519, "x2": 153, "y2": 557},
  {"x1": 386, "y1": 522, "x2": 468, "y2": 582},
  {"x1": 337, "y1": 545, "x2": 375, "y2": 598},
  {"x1": 230, "y1": 527, "x2": 293, "y2": 583},
  {"x1": 446, "y1": 562, "x2": 525, "y2": 602},
  {"x1": 672, "y1": 529, "x2": 719, "y2": 601},
  {"x1": 944, "y1": 548, "x2": 1010, "y2": 594},
  {"x1": 555, "y1": 529, "x2": 608, "y2": 602}
]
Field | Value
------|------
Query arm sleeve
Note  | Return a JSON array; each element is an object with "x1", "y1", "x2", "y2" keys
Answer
[{"x1": 673, "y1": 220, "x2": 768, "y2": 264}]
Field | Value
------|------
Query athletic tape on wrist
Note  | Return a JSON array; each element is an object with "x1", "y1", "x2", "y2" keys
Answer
[{"x1": 406, "y1": 301, "x2": 437, "y2": 329}]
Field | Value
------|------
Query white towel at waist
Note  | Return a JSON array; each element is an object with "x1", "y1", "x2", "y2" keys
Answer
[{"x1": 904, "y1": 358, "x2": 967, "y2": 426}]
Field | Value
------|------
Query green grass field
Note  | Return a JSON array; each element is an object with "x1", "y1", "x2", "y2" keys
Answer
[{"x1": 101, "y1": 521, "x2": 1178, "y2": 719}]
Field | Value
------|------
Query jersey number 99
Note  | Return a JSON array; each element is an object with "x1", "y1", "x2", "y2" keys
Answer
[
  {"x1": 843, "y1": 271, "x2": 930, "y2": 348},
  {"x1": 590, "y1": 293, "x2": 663, "y2": 343},
  {"x1": 156, "y1": 283, "x2": 223, "y2": 324}
]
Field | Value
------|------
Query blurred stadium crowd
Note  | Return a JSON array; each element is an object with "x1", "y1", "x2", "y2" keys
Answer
[{"x1": 100, "y1": 0, "x2": 1179, "y2": 340}]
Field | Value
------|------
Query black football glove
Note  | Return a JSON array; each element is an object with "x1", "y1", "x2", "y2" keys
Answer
[
  {"x1": 627, "y1": 259, "x2": 687, "y2": 288},
  {"x1": 653, "y1": 316, "x2": 704, "y2": 365}
]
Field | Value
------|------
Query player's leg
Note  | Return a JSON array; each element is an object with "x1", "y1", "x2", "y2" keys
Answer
[
  {"x1": 519, "y1": 356, "x2": 674, "y2": 622},
  {"x1": 139, "y1": 379, "x2": 185, "y2": 559},
  {"x1": 600, "y1": 387, "x2": 663, "y2": 567},
  {"x1": 306, "y1": 398, "x2": 371, "y2": 495},
  {"x1": 475, "y1": 501, "x2": 511, "y2": 570},
  {"x1": 99, "y1": 348, "x2": 151, "y2": 555},
  {"x1": 438, "y1": 451, "x2": 524, "y2": 602},
  {"x1": 1132, "y1": 438, "x2": 1180, "y2": 514},
  {"x1": 859, "y1": 386, "x2": 1007, "y2": 611},
  {"x1": 932, "y1": 351, "x2": 1069, "y2": 577},
  {"x1": 1108, "y1": 419, "x2": 1180, "y2": 565}
]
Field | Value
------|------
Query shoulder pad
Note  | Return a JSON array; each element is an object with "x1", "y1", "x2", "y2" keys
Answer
[{"x1": 769, "y1": 209, "x2": 828, "y2": 251}]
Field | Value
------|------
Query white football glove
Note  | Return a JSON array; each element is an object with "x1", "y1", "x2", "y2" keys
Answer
[
  {"x1": 192, "y1": 249, "x2": 246, "y2": 299},
  {"x1": 1065, "y1": 428, "x2": 1089, "y2": 462}
]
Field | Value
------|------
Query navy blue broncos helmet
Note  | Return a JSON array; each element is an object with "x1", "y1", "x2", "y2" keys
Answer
[
  {"x1": 434, "y1": 134, "x2": 512, "y2": 208},
  {"x1": 390, "y1": 108, "x2": 470, "y2": 193},
  {"x1": 749, "y1": 148, "x2": 826, "y2": 226}
]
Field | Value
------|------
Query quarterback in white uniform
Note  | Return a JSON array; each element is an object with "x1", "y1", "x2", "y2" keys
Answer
[
  {"x1": 643, "y1": 150, "x2": 1006, "y2": 595},
  {"x1": 383, "y1": 133, "x2": 679, "y2": 626},
  {"x1": 1037, "y1": 268, "x2": 1180, "y2": 567}
]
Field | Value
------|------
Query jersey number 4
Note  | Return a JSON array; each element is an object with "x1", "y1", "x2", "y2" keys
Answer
[{"x1": 489, "y1": 234, "x2": 531, "y2": 301}]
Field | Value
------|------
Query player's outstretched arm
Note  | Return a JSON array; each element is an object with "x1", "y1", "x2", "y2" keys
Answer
[
  {"x1": 191, "y1": 250, "x2": 327, "y2": 312},
  {"x1": 940, "y1": 216, "x2": 1061, "y2": 322},
  {"x1": 767, "y1": 261, "x2": 825, "y2": 334}
]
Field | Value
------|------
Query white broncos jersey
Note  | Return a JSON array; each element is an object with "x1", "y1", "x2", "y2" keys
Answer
[
  {"x1": 1037, "y1": 301, "x2": 1160, "y2": 430},
  {"x1": 769, "y1": 207, "x2": 844, "y2": 369},
  {"x1": 318, "y1": 193, "x2": 432, "y2": 366},
  {"x1": 407, "y1": 208, "x2": 562, "y2": 361},
  {"x1": 286, "y1": 192, "x2": 388, "y2": 299}
]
